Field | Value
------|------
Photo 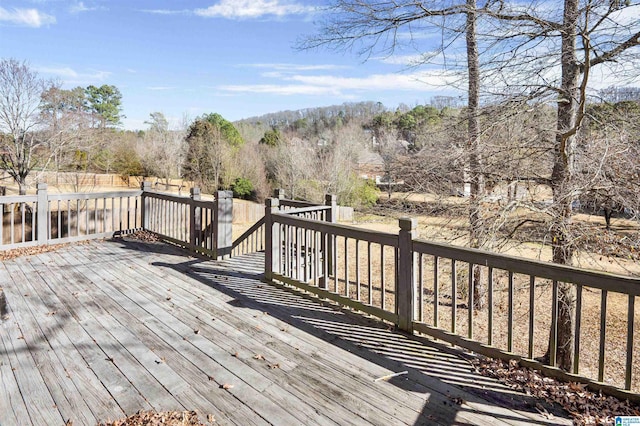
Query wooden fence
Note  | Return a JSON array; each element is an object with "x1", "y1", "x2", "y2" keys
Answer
[{"x1": 262, "y1": 197, "x2": 640, "y2": 403}]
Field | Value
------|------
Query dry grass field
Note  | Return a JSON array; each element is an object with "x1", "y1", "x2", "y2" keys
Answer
[{"x1": 344, "y1": 194, "x2": 640, "y2": 393}]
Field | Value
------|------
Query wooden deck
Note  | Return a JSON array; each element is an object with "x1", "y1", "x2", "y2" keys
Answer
[{"x1": 0, "y1": 238, "x2": 572, "y2": 425}]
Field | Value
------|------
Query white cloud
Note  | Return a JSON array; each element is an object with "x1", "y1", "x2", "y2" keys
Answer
[
  {"x1": 69, "y1": 2, "x2": 106, "y2": 14},
  {"x1": 219, "y1": 84, "x2": 343, "y2": 96},
  {"x1": 376, "y1": 53, "x2": 446, "y2": 66},
  {"x1": 195, "y1": 0, "x2": 315, "y2": 19},
  {"x1": 37, "y1": 66, "x2": 111, "y2": 85},
  {"x1": 140, "y1": 9, "x2": 189, "y2": 16},
  {"x1": 219, "y1": 70, "x2": 458, "y2": 97},
  {"x1": 288, "y1": 71, "x2": 458, "y2": 91},
  {"x1": 245, "y1": 63, "x2": 349, "y2": 71},
  {"x1": 0, "y1": 7, "x2": 55, "y2": 27}
]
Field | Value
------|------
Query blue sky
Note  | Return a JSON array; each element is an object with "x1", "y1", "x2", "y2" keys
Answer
[{"x1": 0, "y1": 0, "x2": 460, "y2": 130}]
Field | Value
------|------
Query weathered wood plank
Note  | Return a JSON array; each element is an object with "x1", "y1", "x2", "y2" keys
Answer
[
  {"x1": 0, "y1": 315, "x2": 31, "y2": 425},
  {"x1": 48, "y1": 253, "x2": 246, "y2": 425},
  {"x1": 113, "y1": 241, "x2": 562, "y2": 426},
  {"x1": 25, "y1": 251, "x2": 153, "y2": 417},
  {"x1": 0, "y1": 240, "x2": 573, "y2": 426},
  {"x1": 111, "y1": 263, "x2": 406, "y2": 424},
  {"x1": 59, "y1": 245, "x2": 276, "y2": 425},
  {"x1": 83, "y1": 242, "x2": 422, "y2": 425},
  {"x1": 0, "y1": 280, "x2": 65, "y2": 425},
  {"x1": 70, "y1": 245, "x2": 320, "y2": 426},
  {"x1": 8, "y1": 257, "x2": 101, "y2": 425}
]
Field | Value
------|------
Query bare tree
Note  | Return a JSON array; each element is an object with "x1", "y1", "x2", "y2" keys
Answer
[
  {"x1": 142, "y1": 112, "x2": 186, "y2": 189},
  {"x1": 0, "y1": 59, "x2": 83, "y2": 194},
  {"x1": 302, "y1": 0, "x2": 489, "y2": 307},
  {"x1": 483, "y1": 0, "x2": 640, "y2": 371},
  {"x1": 269, "y1": 135, "x2": 315, "y2": 200}
]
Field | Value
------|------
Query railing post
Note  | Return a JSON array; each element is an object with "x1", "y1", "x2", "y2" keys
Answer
[
  {"x1": 215, "y1": 190, "x2": 233, "y2": 259},
  {"x1": 324, "y1": 194, "x2": 337, "y2": 283},
  {"x1": 189, "y1": 187, "x2": 201, "y2": 254},
  {"x1": 398, "y1": 217, "x2": 417, "y2": 333},
  {"x1": 264, "y1": 198, "x2": 280, "y2": 281},
  {"x1": 141, "y1": 181, "x2": 151, "y2": 231},
  {"x1": 274, "y1": 188, "x2": 285, "y2": 200},
  {"x1": 36, "y1": 183, "x2": 48, "y2": 245}
]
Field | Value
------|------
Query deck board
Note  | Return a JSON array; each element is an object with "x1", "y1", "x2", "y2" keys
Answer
[{"x1": 0, "y1": 238, "x2": 572, "y2": 425}]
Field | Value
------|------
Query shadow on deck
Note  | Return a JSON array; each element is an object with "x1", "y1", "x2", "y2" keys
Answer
[{"x1": 0, "y1": 238, "x2": 571, "y2": 425}]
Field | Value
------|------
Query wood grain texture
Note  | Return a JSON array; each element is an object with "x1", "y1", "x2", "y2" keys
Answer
[{"x1": 0, "y1": 239, "x2": 572, "y2": 425}]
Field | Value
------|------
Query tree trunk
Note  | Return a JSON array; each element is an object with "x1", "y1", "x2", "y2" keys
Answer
[
  {"x1": 547, "y1": 0, "x2": 580, "y2": 371},
  {"x1": 466, "y1": 0, "x2": 486, "y2": 309}
]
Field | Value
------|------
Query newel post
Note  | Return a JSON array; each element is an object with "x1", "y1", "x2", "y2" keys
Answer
[
  {"x1": 215, "y1": 190, "x2": 233, "y2": 259},
  {"x1": 264, "y1": 198, "x2": 280, "y2": 281},
  {"x1": 141, "y1": 181, "x2": 151, "y2": 230},
  {"x1": 36, "y1": 183, "x2": 48, "y2": 245},
  {"x1": 274, "y1": 188, "x2": 285, "y2": 200},
  {"x1": 398, "y1": 217, "x2": 417, "y2": 333},
  {"x1": 189, "y1": 187, "x2": 201, "y2": 253}
]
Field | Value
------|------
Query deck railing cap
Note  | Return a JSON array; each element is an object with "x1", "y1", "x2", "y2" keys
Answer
[
  {"x1": 266, "y1": 197, "x2": 280, "y2": 208},
  {"x1": 216, "y1": 190, "x2": 233, "y2": 200},
  {"x1": 399, "y1": 217, "x2": 417, "y2": 230}
]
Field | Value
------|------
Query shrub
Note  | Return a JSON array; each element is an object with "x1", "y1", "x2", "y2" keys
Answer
[
  {"x1": 232, "y1": 177, "x2": 254, "y2": 200},
  {"x1": 340, "y1": 178, "x2": 379, "y2": 208}
]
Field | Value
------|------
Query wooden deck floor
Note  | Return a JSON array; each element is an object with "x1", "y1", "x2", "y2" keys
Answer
[{"x1": 0, "y1": 238, "x2": 572, "y2": 426}]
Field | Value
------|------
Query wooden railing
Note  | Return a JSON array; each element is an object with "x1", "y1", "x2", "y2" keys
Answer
[
  {"x1": 142, "y1": 183, "x2": 232, "y2": 259},
  {"x1": 0, "y1": 183, "x2": 142, "y2": 249},
  {"x1": 231, "y1": 194, "x2": 336, "y2": 257},
  {"x1": 4, "y1": 184, "x2": 638, "y2": 402},
  {"x1": 231, "y1": 217, "x2": 264, "y2": 257},
  {"x1": 0, "y1": 182, "x2": 233, "y2": 258},
  {"x1": 263, "y1": 198, "x2": 640, "y2": 402}
]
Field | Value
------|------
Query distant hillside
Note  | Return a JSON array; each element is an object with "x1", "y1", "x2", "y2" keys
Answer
[{"x1": 234, "y1": 101, "x2": 388, "y2": 128}]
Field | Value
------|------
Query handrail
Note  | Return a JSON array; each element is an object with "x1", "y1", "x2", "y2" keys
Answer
[
  {"x1": 272, "y1": 213, "x2": 398, "y2": 247},
  {"x1": 279, "y1": 205, "x2": 331, "y2": 215},
  {"x1": 0, "y1": 186, "x2": 143, "y2": 248},
  {"x1": 231, "y1": 217, "x2": 265, "y2": 257},
  {"x1": 413, "y1": 239, "x2": 640, "y2": 295},
  {"x1": 141, "y1": 187, "x2": 233, "y2": 259},
  {"x1": 47, "y1": 190, "x2": 142, "y2": 201},
  {"x1": 263, "y1": 200, "x2": 640, "y2": 401},
  {"x1": 232, "y1": 217, "x2": 264, "y2": 250},
  {"x1": 278, "y1": 199, "x2": 319, "y2": 208}
]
